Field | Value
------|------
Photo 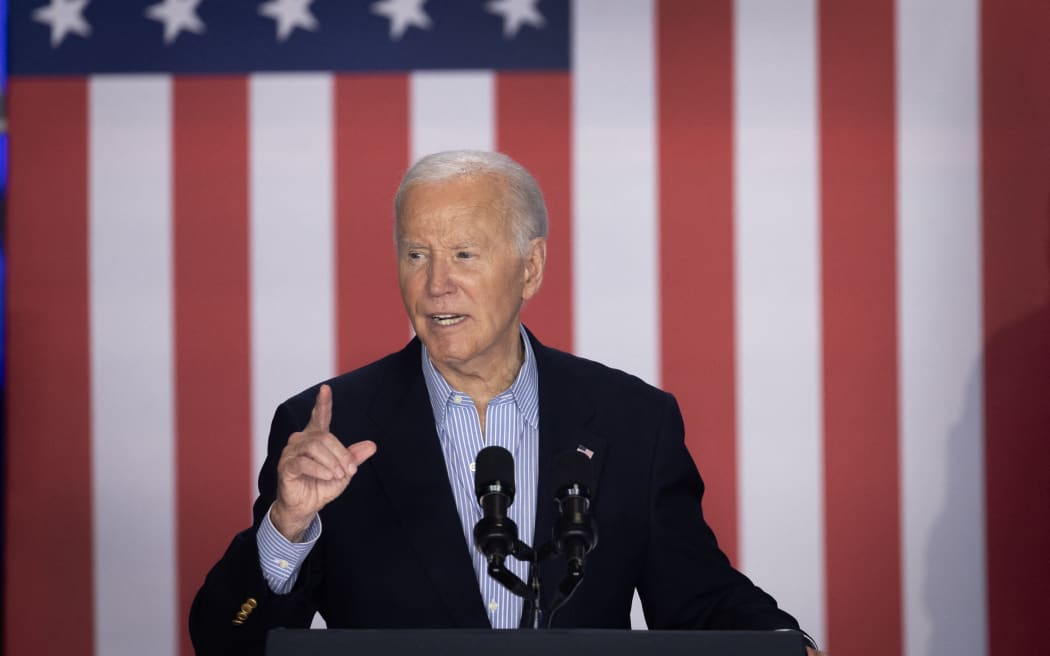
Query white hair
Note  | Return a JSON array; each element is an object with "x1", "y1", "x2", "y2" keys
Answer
[{"x1": 393, "y1": 150, "x2": 549, "y2": 255}]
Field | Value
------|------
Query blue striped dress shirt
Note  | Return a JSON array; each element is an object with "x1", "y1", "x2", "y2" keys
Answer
[
  {"x1": 257, "y1": 326, "x2": 540, "y2": 630},
  {"x1": 419, "y1": 327, "x2": 539, "y2": 629}
]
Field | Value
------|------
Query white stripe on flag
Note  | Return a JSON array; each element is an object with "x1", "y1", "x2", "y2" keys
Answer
[
  {"x1": 249, "y1": 73, "x2": 336, "y2": 482},
  {"x1": 410, "y1": 72, "x2": 495, "y2": 157},
  {"x1": 896, "y1": 2, "x2": 987, "y2": 655},
  {"x1": 573, "y1": 0, "x2": 659, "y2": 387},
  {"x1": 408, "y1": 71, "x2": 495, "y2": 342},
  {"x1": 573, "y1": 0, "x2": 657, "y2": 630},
  {"x1": 734, "y1": 0, "x2": 826, "y2": 647},
  {"x1": 89, "y1": 75, "x2": 177, "y2": 656}
]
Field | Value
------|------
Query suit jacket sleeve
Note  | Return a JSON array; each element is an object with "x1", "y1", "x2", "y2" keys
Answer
[
  {"x1": 636, "y1": 393, "x2": 803, "y2": 632},
  {"x1": 188, "y1": 398, "x2": 322, "y2": 656}
]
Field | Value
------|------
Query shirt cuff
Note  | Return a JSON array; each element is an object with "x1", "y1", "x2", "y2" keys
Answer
[{"x1": 256, "y1": 503, "x2": 322, "y2": 595}]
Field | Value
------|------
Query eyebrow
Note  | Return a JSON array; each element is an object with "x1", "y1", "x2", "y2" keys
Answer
[{"x1": 397, "y1": 241, "x2": 479, "y2": 250}]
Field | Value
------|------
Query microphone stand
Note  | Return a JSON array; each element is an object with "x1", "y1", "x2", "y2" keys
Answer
[
  {"x1": 484, "y1": 536, "x2": 589, "y2": 630},
  {"x1": 545, "y1": 558, "x2": 584, "y2": 628},
  {"x1": 483, "y1": 538, "x2": 544, "y2": 628}
]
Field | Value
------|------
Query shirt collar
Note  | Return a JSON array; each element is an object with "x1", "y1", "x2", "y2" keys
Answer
[{"x1": 420, "y1": 325, "x2": 540, "y2": 432}]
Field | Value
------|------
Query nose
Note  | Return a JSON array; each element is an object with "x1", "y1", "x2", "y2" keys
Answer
[{"x1": 426, "y1": 257, "x2": 455, "y2": 296}]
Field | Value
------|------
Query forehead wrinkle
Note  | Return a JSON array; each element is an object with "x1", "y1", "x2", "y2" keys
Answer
[
  {"x1": 400, "y1": 221, "x2": 486, "y2": 247},
  {"x1": 407, "y1": 215, "x2": 504, "y2": 248},
  {"x1": 398, "y1": 176, "x2": 519, "y2": 250}
]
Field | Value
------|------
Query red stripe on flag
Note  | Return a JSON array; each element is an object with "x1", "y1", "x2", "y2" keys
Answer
[
  {"x1": 819, "y1": 2, "x2": 902, "y2": 653},
  {"x1": 980, "y1": 0, "x2": 1050, "y2": 652},
  {"x1": 657, "y1": 0, "x2": 739, "y2": 561},
  {"x1": 4, "y1": 79, "x2": 94, "y2": 655},
  {"x1": 334, "y1": 74, "x2": 412, "y2": 371},
  {"x1": 172, "y1": 77, "x2": 253, "y2": 656},
  {"x1": 497, "y1": 72, "x2": 573, "y2": 352}
]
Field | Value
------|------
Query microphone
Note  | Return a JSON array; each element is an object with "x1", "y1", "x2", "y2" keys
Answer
[
  {"x1": 552, "y1": 450, "x2": 598, "y2": 576},
  {"x1": 473, "y1": 446, "x2": 534, "y2": 601},
  {"x1": 473, "y1": 446, "x2": 519, "y2": 563},
  {"x1": 545, "y1": 449, "x2": 599, "y2": 627}
]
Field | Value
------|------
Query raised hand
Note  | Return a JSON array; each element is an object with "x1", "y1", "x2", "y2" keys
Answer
[{"x1": 270, "y1": 384, "x2": 377, "y2": 541}]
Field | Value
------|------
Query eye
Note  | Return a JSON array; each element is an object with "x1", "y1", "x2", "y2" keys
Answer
[
  {"x1": 456, "y1": 251, "x2": 475, "y2": 260},
  {"x1": 405, "y1": 251, "x2": 425, "y2": 262}
]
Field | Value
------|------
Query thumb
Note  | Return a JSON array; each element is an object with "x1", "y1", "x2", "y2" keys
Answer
[
  {"x1": 347, "y1": 440, "x2": 377, "y2": 466},
  {"x1": 307, "y1": 384, "x2": 333, "y2": 432}
]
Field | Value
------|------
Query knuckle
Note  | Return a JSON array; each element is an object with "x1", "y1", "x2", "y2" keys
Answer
[{"x1": 303, "y1": 440, "x2": 330, "y2": 460}]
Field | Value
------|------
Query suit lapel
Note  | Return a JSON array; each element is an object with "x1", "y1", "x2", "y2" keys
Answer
[
  {"x1": 365, "y1": 341, "x2": 490, "y2": 628},
  {"x1": 529, "y1": 332, "x2": 607, "y2": 625}
]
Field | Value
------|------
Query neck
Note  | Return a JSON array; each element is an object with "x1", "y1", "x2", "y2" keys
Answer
[{"x1": 433, "y1": 335, "x2": 525, "y2": 408}]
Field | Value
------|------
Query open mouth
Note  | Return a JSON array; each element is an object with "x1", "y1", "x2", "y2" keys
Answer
[{"x1": 430, "y1": 314, "x2": 466, "y2": 327}]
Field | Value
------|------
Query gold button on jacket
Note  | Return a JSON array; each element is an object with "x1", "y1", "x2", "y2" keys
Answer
[{"x1": 231, "y1": 598, "x2": 257, "y2": 626}]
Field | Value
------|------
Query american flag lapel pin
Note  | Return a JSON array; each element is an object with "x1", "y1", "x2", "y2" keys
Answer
[{"x1": 576, "y1": 444, "x2": 595, "y2": 459}]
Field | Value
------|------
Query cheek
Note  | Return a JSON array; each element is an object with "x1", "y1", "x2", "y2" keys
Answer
[
  {"x1": 399, "y1": 279, "x2": 422, "y2": 313},
  {"x1": 399, "y1": 266, "x2": 422, "y2": 291},
  {"x1": 494, "y1": 268, "x2": 526, "y2": 301}
]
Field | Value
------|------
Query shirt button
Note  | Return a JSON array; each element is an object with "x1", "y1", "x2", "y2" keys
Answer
[
  {"x1": 488, "y1": 600, "x2": 498, "y2": 612},
  {"x1": 469, "y1": 461, "x2": 476, "y2": 473},
  {"x1": 277, "y1": 559, "x2": 289, "y2": 570},
  {"x1": 453, "y1": 395, "x2": 463, "y2": 404}
]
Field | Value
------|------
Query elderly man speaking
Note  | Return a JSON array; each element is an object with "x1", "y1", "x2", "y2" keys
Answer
[{"x1": 190, "y1": 151, "x2": 821, "y2": 655}]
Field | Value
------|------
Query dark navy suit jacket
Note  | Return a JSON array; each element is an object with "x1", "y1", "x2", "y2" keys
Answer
[{"x1": 189, "y1": 329, "x2": 802, "y2": 655}]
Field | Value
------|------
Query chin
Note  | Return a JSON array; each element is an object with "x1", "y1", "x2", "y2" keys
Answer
[
  {"x1": 418, "y1": 332, "x2": 459, "y2": 357},
  {"x1": 427, "y1": 342, "x2": 469, "y2": 363}
]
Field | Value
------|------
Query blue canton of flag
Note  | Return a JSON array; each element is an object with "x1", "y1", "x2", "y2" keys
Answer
[{"x1": 11, "y1": 0, "x2": 569, "y2": 74}]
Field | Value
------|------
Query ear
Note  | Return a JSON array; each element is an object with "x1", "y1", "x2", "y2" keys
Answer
[{"x1": 521, "y1": 237, "x2": 547, "y2": 301}]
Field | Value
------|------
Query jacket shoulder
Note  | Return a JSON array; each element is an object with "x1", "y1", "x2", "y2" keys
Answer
[{"x1": 533, "y1": 340, "x2": 673, "y2": 408}]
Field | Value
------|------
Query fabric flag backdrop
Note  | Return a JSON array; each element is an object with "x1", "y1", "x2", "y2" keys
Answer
[{"x1": 5, "y1": 1, "x2": 1048, "y2": 655}]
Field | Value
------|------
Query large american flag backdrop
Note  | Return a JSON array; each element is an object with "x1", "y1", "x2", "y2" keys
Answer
[{"x1": 5, "y1": 1, "x2": 1048, "y2": 655}]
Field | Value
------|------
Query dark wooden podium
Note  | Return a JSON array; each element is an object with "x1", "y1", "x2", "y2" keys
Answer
[{"x1": 266, "y1": 628, "x2": 807, "y2": 655}]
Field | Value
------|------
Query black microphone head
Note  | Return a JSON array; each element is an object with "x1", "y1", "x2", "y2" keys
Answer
[
  {"x1": 554, "y1": 449, "x2": 595, "y2": 498},
  {"x1": 475, "y1": 446, "x2": 516, "y2": 501}
]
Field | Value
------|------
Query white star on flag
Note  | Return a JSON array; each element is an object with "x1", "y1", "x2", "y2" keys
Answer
[
  {"x1": 371, "y1": 0, "x2": 431, "y2": 41},
  {"x1": 145, "y1": 0, "x2": 206, "y2": 46},
  {"x1": 32, "y1": 0, "x2": 92, "y2": 48},
  {"x1": 258, "y1": 0, "x2": 318, "y2": 43},
  {"x1": 485, "y1": 0, "x2": 545, "y2": 39}
]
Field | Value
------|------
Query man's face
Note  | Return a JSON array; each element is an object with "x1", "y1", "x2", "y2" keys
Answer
[{"x1": 397, "y1": 174, "x2": 545, "y2": 378}]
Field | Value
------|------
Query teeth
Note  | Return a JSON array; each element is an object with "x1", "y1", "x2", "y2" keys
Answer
[{"x1": 432, "y1": 314, "x2": 464, "y2": 326}]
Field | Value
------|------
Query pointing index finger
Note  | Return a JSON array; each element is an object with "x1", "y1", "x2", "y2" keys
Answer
[{"x1": 308, "y1": 384, "x2": 333, "y2": 432}]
